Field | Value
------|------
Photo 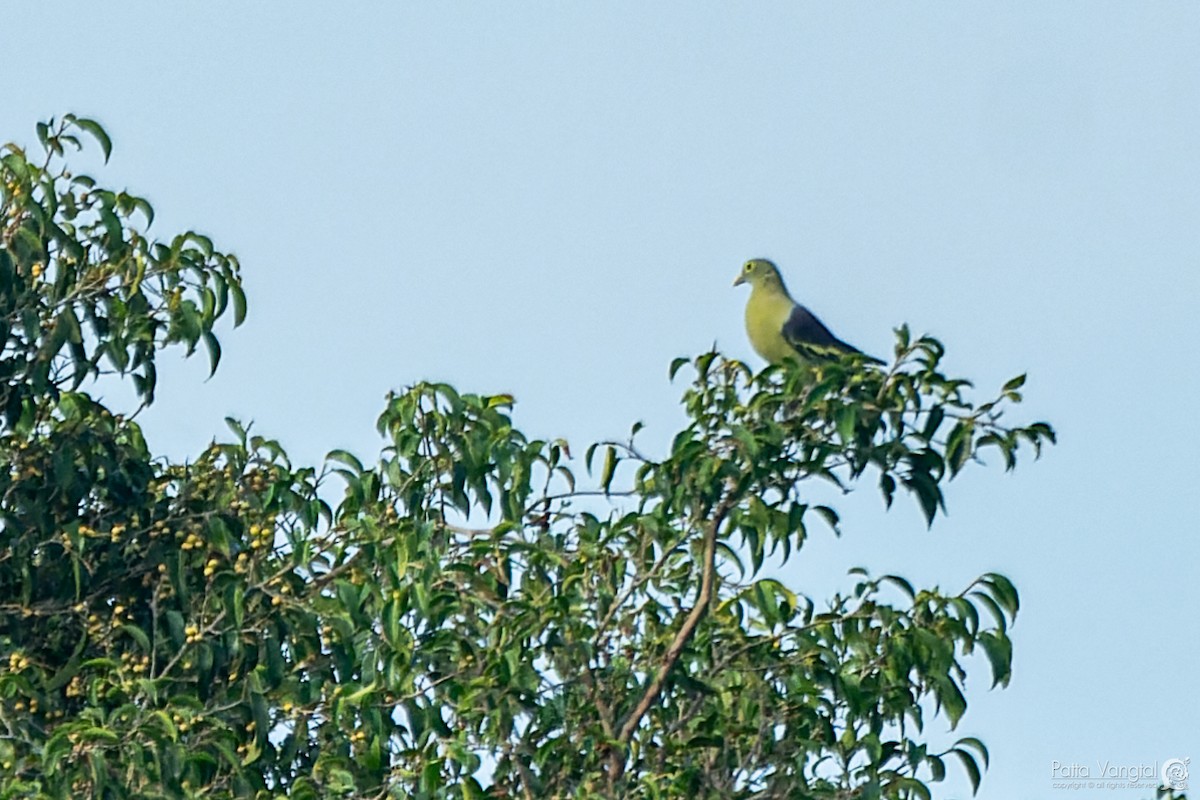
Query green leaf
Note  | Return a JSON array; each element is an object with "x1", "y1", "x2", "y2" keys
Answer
[
  {"x1": 1002, "y1": 373, "x2": 1027, "y2": 392},
  {"x1": 954, "y1": 736, "x2": 990, "y2": 769},
  {"x1": 880, "y1": 574, "x2": 915, "y2": 601},
  {"x1": 935, "y1": 675, "x2": 967, "y2": 727},
  {"x1": 326, "y1": 449, "x2": 364, "y2": 473},
  {"x1": 133, "y1": 196, "x2": 155, "y2": 227},
  {"x1": 117, "y1": 624, "x2": 151, "y2": 651},
  {"x1": 949, "y1": 597, "x2": 980, "y2": 635},
  {"x1": 600, "y1": 445, "x2": 618, "y2": 495},
  {"x1": 905, "y1": 469, "x2": 944, "y2": 526},
  {"x1": 977, "y1": 631, "x2": 1013, "y2": 687},
  {"x1": 836, "y1": 404, "x2": 858, "y2": 442},
  {"x1": 2, "y1": 152, "x2": 30, "y2": 179},
  {"x1": 892, "y1": 776, "x2": 931, "y2": 800},
  {"x1": 981, "y1": 572, "x2": 1020, "y2": 618},
  {"x1": 949, "y1": 746, "x2": 984, "y2": 794},
  {"x1": 946, "y1": 420, "x2": 974, "y2": 477},
  {"x1": 69, "y1": 116, "x2": 113, "y2": 162},
  {"x1": 231, "y1": 280, "x2": 247, "y2": 325},
  {"x1": 201, "y1": 330, "x2": 221, "y2": 376},
  {"x1": 813, "y1": 505, "x2": 840, "y2": 535},
  {"x1": 922, "y1": 406, "x2": 945, "y2": 441},
  {"x1": 879, "y1": 473, "x2": 896, "y2": 508},
  {"x1": 970, "y1": 590, "x2": 1008, "y2": 633}
]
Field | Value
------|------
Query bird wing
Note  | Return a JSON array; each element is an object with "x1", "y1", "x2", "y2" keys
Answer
[{"x1": 780, "y1": 303, "x2": 861, "y2": 357}]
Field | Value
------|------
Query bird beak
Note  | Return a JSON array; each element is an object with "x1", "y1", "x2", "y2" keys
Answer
[{"x1": 732, "y1": 273, "x2": 745, "y2": 287}]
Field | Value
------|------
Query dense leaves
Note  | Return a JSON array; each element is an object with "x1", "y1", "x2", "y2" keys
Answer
[{"x1": 0, "y1": 117, "x2": 1152, "y2": 800}]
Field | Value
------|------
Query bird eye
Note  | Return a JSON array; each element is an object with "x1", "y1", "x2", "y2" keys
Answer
[{"x1": 744, "y1": 263, "x2": 752, "y2": 272}]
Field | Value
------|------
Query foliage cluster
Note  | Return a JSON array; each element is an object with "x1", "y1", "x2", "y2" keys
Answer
[{"x1": 0, "y1": 118, "x2": 1133, "y2": 800}]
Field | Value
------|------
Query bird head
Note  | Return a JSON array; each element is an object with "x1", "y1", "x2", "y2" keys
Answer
[{"x1": 733, "y1": 258, "x2": 783, "y2": 289}]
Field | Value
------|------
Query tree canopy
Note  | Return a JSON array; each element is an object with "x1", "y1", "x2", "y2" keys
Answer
[{"x1": 0, "y1": 117, "x2": 1101, "y2": 800}]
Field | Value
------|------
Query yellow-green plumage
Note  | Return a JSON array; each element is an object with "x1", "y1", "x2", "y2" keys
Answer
[
  {"x1": 744, "y1": 283, "x2": 804, "y2": 364},
  {"x1": 734, "y1": 258, "x2": 873, "y2": 365}
]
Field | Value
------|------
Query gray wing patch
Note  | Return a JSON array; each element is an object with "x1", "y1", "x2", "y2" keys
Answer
[{"x1": 781, "y1": 303, "x2": 861, "y2": 356}]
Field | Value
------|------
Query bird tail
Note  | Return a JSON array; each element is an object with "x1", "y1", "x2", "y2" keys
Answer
[{"x1": 832, "y1": 339, "x2": 886, "y2": 366}]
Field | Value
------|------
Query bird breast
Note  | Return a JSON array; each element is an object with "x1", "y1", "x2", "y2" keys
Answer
[{"x1": 745, "y1": 289, "x2": 802, "y2": 364}]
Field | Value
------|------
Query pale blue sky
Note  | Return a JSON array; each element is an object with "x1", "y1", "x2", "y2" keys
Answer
[{"x1": 4, "y1": 3, "x2": 1198, "y2": 797}]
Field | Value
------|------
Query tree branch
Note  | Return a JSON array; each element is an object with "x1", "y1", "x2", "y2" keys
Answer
[{"x1": 609, "y1": 489, "x2": 736, "y2": 781}]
